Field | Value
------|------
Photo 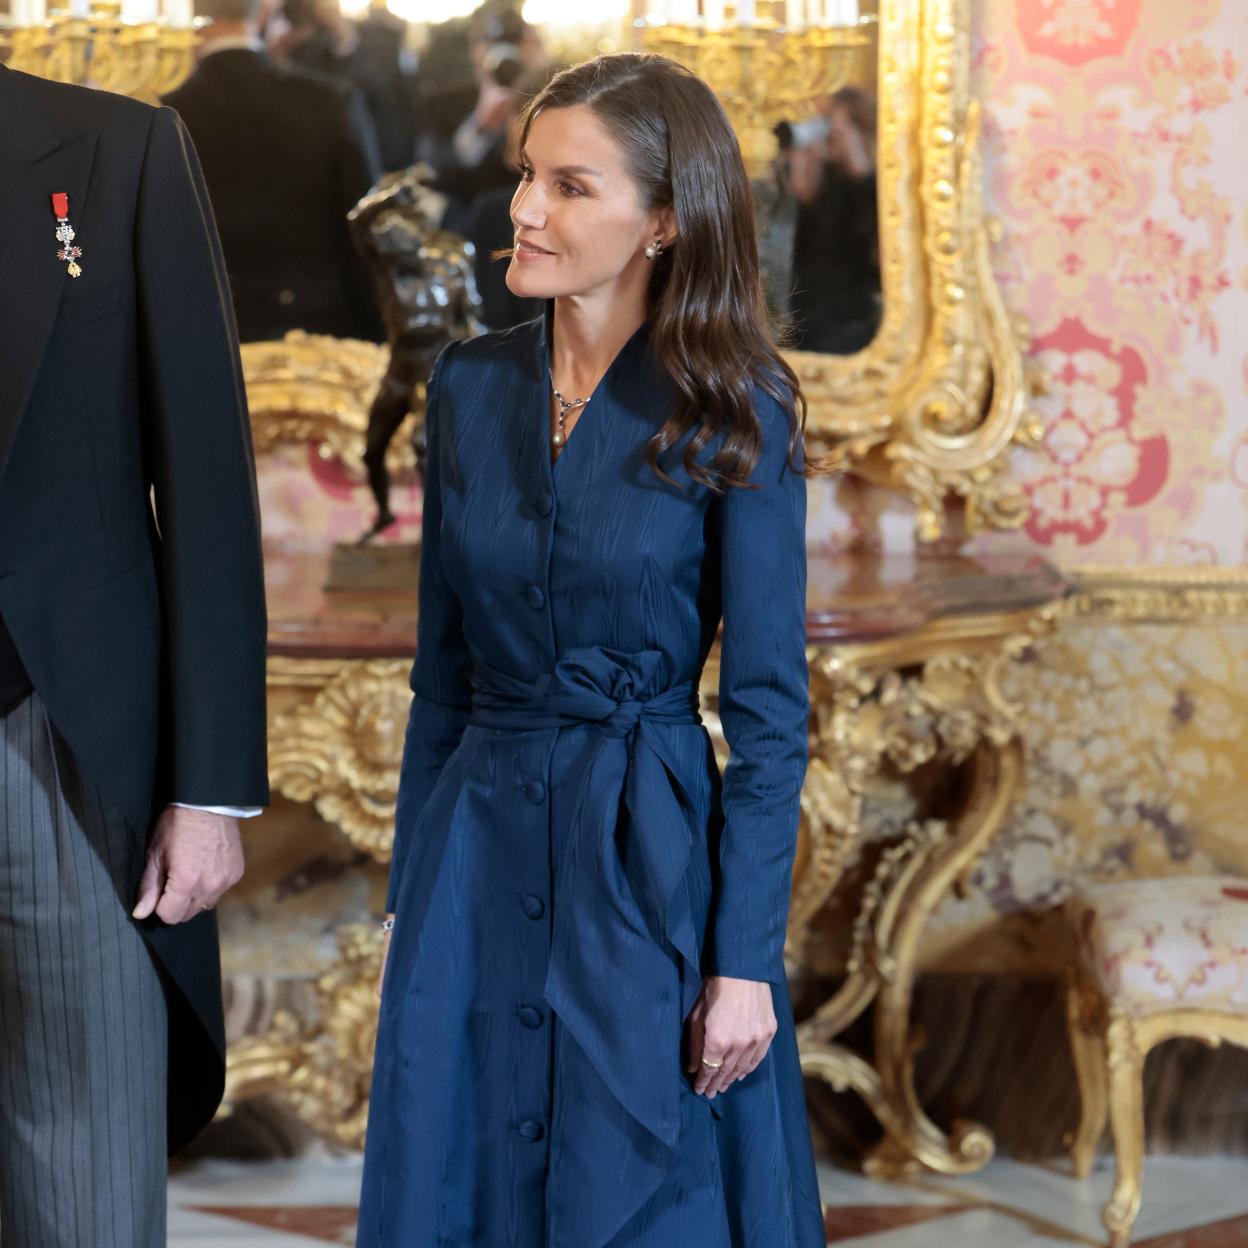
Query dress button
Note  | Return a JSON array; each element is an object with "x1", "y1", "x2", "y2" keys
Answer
[
  {"x1": 523, "y1": 779, "x2": 546, "y2": 804},
  {"x1": 525, "y1": 584, "x2": 546, "y2": 609},
  {"x1": 518, "y1": 1005, "x2": 544, "y2": 1029},
  {"x1": 534, "y1": 491, "x2": 553, "y2": 517},
  {"x1": 521, "y1": 894, "x2": 545, "y2": 920},
  {"x1": 517, "y1": 1120, "x2": 545, "y2": 1143}
]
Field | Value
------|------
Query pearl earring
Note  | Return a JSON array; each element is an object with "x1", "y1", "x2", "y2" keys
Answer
[{"x1": 645, "y1": 239, "x2": 664, "y2": 260}]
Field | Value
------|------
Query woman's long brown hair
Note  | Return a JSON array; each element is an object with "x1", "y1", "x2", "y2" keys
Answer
[{"x1": 514, "y1": 52, "x2": 813, "y2": 491}]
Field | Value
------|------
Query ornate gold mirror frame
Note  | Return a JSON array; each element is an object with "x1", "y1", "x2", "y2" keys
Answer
[{"x1": 793, "y1": 0, "x2": 1041, "y2": 541}]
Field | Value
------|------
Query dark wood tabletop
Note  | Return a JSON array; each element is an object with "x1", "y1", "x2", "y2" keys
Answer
[{"x1": 265, "y1": 540, "x2": 1070, "y2": 659}]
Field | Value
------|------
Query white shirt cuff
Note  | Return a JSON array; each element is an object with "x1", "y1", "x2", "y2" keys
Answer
[{"x1": 172, "y1": 803, "x2": 264, "y2": 818}]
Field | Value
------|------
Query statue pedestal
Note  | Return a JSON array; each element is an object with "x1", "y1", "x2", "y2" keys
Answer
[{"x1": 325, "y1": 542, "x2": 419, "y2": 598}]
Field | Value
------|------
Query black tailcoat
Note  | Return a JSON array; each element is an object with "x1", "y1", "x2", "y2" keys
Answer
[
  {"x1": 162, "y1": 49, "x2": 384, "y2": 343},
  {"x1": 0, "y1": 64, "x2": 269, "y2": 1153}
]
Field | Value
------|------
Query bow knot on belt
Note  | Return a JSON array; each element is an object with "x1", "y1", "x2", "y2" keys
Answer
[
  {"x1": 467, "y1": 646, "x2": 710, "y2": 1151},
  {"x1": 601, "y1": 698, "x2": 641, "y2": 736}
]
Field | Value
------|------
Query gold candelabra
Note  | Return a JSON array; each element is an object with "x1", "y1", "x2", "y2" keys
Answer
[
  {"x1": 638, "y1": 2, "x2": 873, "y2": 176},
  {"x1": 2, "y1": 1, "x2": 200, "y2": 101}
]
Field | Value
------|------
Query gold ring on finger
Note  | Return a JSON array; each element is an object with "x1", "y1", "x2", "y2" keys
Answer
[{"x1": 700, "y1": 1057, "x2": 724, "y2": 1070}]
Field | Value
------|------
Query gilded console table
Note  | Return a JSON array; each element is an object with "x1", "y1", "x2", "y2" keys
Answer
[
  {"x1": 790, "y1": 552, "x2": 1069, "y2": 1177},
  {"x1": 225, "y1": 544, "x2": 1068, "y2": 1163},
  {"x1": 221, "y1": 543, "x2": 416, "y2": 1146}
]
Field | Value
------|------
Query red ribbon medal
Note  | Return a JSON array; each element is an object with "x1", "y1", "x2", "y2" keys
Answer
[{"x1": 51, "y1": 191, "x2": 83, "y2": 279}]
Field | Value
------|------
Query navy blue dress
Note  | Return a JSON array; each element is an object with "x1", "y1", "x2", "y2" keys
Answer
[{"x1": 358, "y1": 306, "x2": 824, "y2": 1248}]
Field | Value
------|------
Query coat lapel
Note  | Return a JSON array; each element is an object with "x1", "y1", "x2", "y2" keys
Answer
[{"x1": 0, "y1": 69, "x2": 98, "y2": 486}]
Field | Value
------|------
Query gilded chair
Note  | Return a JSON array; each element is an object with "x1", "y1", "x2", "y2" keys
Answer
[{"x1": 1065, "y1": 876, "x2": 1248, "y2": 1247}]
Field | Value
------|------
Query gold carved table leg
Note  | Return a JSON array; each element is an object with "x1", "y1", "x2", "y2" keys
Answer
[
  {"x1": 1103, "y1": 1009, "x2": 1146, "y2": 1248},
  {"x1": 797, "y1": 738, "x2": 1019, "y2": 1175},
  {"x1": 865, "y1": 737, "x2": 1019, "y2": 1174},
  {"x1": 793, "y1": 611, "x2": 1057, "y2": 1177}
]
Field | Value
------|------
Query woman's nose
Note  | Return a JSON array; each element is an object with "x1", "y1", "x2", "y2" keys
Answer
[{"x1": 511, "y1": 181, "x2": 545, "y2": 229}]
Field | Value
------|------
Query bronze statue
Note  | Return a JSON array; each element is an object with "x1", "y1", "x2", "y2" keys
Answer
[{"x1": 348, "y1": 166, "x2": 484, "y2": 542}]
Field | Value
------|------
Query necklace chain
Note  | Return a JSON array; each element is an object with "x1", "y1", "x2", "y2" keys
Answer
[{"x1": 549, "y1": 367, "x2": 588, "y2": 450}]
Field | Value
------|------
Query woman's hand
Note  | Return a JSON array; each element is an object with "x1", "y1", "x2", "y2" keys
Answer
[
  {"x1": 685, "y1": 975, "x2": 777, "y2": 1099},
  {"x1": 376, "y1": 916, "x2": 394, "y2": 999}
]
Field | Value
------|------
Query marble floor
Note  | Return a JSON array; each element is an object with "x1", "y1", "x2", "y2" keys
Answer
[{"x1": 168, "y1": 1151, "x2": 1248, "y2": 1246}]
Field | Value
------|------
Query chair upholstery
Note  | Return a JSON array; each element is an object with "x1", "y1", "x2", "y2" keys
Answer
[{"x1": 1069, "y1": 876, "x2": 1248, "y2": 1015}]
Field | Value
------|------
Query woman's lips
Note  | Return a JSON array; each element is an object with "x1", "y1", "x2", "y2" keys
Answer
[{"x1": 515, "y1": 239, "x2": 554, "y2": 259}]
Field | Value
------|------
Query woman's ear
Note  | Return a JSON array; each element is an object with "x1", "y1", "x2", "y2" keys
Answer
[{"x1": 655, "y1": 205, "x2": 679, "y2": 249}]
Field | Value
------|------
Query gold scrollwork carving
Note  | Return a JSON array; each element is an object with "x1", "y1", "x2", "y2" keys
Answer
[
  {"x1": 1070, "y1": 566, "x2": 1248, "y2": 623},
  {"x1": 794, "y1": 0, "x2": 1045, "y2": 542},
  {"x1": 268, "y1": 657, "x2": 411, "y2": 862},
  {"x1": 792, "y1": 605, "x2": 1060, "y2": 1176},
  {"x1": 223, "y1": 924, "x2": 383, "y2": 1151},
  {"x1": 787, "y1": 614, "x2": 1043, "y2": 948},
  {"x1": 241, "y1": 333, "x2": 396, "y2": 477}
]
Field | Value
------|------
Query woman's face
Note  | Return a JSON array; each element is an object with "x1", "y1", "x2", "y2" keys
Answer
[{"x1": 506, "y1": 104, "x2": 673, "y2": 303}]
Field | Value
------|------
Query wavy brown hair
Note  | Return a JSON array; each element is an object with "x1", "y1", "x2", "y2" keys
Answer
[{"x1": 513, "y1": 52, "x2": 813, "y2": 491}]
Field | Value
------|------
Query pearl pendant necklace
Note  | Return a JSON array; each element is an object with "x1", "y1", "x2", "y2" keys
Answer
[{"x1": 549, "y1": 368, "x2": 588, "y2": 449}]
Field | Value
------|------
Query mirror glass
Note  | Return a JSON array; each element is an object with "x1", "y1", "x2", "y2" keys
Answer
[
  {"x1": 754, "y1": 0, "x2": 881, "y2": 355},
  {"x1": 147, "y1": 0, "x2": 882, "y2": 354}
]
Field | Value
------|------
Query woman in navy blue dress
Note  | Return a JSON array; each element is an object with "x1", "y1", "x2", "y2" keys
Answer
[{"x1": 358, "y1": 52, "x2": 825, "y2": 1248}]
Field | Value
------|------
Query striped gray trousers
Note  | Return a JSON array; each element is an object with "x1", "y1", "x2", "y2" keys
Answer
[{"x1": 0, "y1": 693, "x2": 166, "y2": 1247}]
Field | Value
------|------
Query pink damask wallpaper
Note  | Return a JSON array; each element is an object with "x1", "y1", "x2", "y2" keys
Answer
[
  {"x1": 975, "y1": 0, "x2": 1247, "y2": 566},
  {"x1": 809, "y1": 0, "x2": 1248, "y2": 564}
]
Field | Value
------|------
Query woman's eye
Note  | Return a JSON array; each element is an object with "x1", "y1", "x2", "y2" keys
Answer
[
  {"x1": 558, "y1": 182, "x2": 584, "y2": 198},
  {"x1": 519, "y1": 165, "x2": 534, "y2": 181}
]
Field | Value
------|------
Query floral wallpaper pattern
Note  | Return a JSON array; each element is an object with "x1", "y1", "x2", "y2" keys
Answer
[
  {"x1": 806, "y1": 0, "x2": 1247, "y2": 564},
  {"x1": 925, "y1": 616, "x2": 1248, "y2": 967},
  {"x1": 976, "y1": 0, "x2": 1245, "y2": 565}
]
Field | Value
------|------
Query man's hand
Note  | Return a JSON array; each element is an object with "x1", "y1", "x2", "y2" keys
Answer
[{"x1": 132, "y1": 806, "x2": 245, "y2": 925}]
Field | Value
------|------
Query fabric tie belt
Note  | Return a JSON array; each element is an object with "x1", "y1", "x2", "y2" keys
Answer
[{"x1": 467, "y1": 646, "x2": 710, "y2": 1151}]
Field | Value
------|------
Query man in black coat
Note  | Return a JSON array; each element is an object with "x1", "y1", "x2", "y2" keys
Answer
[
  {"x1": 164, "y1": 0, "x2": 384, "y2": 343},
  {"x1": 0, "y1": 62, "x2": 267, "y2": 1246}
]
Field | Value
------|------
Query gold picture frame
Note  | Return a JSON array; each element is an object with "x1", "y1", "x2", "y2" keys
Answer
[{"x1": 792, "y1": 0, "x2": 1042, "y2": 540}]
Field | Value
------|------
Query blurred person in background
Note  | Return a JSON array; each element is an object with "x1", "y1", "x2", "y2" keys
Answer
[
  {"x1": 457, "y1": 62, "x2": 555, "y2": 331},
  {"x1": 781, "y1": 85, "x2": 880, "y2": 355},
  {"x1": 274, "y1": 0, "x2": 418, "y2": 173},
  {"x1": 164, "y1": 0, "x2": 385, "y2": 342},
  {"x1": 421, "y1": 3, "x2": 552, "y2": 329},
  {"x1": 431, "y1": 4, "x2": 548, "y2": 239},
  {"x1": 408, "y1": 18, "x2": 479, "y2": 169}
]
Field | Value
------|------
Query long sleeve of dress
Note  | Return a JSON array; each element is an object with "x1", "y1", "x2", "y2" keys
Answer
[
  {"x1": 705, "y1": 390, "x2": 809, "y2": 985},
  {"x1": 386, "y1": 342, "x2": 472, "y2": 912}
]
